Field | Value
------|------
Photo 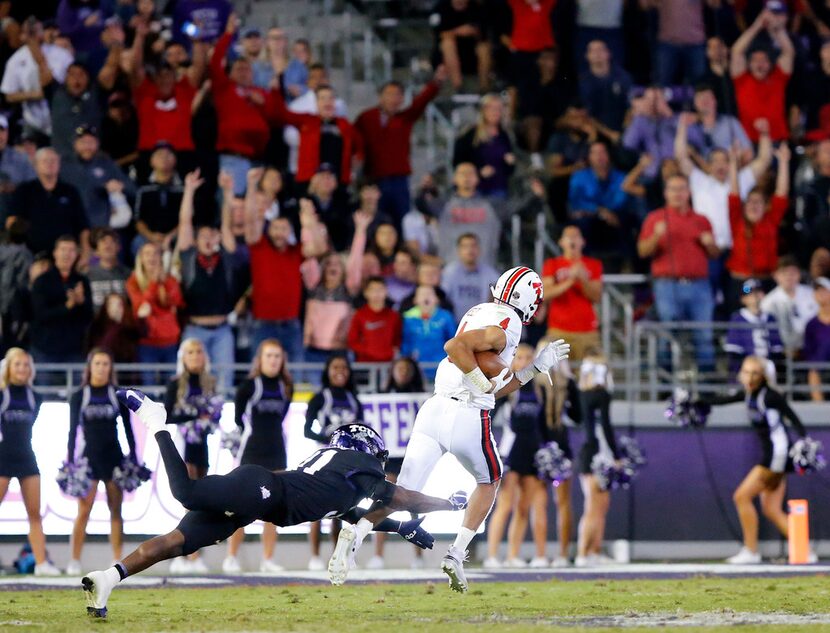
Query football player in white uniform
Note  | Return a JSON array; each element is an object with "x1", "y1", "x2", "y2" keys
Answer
[{"x1": 328, "y1": 266, "x2": 570, "y2": 592}]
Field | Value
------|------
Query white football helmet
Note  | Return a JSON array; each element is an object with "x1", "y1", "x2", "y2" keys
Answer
[{"x1": 491, "y1": 266, "x2": 544, "y2": 324}]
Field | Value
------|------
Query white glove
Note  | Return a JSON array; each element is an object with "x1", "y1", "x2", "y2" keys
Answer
[
  {"x1": 515, "y1": 339, "x2": 571, "y2": 385},
  {"x1": 464, "y1": 366, "x2": 513, "y2": 394},
  {"x1": 489, "y1": 367, "x2": 513, "y2": 394}
]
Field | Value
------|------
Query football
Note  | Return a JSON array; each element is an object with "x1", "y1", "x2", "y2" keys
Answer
[{"x1": 475, "y1": 350, "x2": 511, "y2": 379}]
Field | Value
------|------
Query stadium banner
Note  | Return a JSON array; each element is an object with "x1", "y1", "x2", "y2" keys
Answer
[{"x1": 0, "y1": 396, "x2": 474, "y2": 537}]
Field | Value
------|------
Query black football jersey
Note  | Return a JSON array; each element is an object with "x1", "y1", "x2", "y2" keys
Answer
[{"x1": 264, "y1": 448, "x2": 394, "y2": 527}]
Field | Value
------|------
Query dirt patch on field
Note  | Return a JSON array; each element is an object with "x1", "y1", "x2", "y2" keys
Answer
[{"x1": 487, "y1": 612, "x2": 830, "y2": 628}]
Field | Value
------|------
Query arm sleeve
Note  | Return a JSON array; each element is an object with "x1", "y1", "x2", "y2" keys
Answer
[
  {"x1": 596, "y1": 391, "x2": 619, "y2": 458},
  {"x1": 768, "y1": 390, "x2": 806, "y2": 437},
  {"x1": 304, "y1": 393, "x2": 329, "y2": 442},
  {"x1": 233, "y1": 380, "x2": 253, "y2": 429},
  {"x1": 697, "y1": 390, "x2": 745, "y2": 406},
  {"x1": 119, "y1": 401, "x2": 137, "y2": 458},
  {"x1": 209, "y1": 32, "x2": 232, "y2": 91},
  {"x1": 67, "y1": 390, "x2": 81, "y2": 462},
  {"x1": 31, "y1": 278, "x2": 70, "y2": 323},
  {"x1": 401, "y1": 82, "x2": 441, "y2": 122}
]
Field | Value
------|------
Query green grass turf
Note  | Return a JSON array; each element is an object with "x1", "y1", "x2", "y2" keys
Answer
[{"x1": 3, "y1": 576, "x2": 830, "y2": 632}]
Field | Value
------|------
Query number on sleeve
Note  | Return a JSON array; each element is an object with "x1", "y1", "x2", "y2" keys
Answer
[{"x1": 499, "y1": 317, "x2": 510, "y2": 330}]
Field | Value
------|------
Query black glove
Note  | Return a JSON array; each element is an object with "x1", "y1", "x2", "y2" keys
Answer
[{"x1": 397, "y1": 516, "x2": 434, "y2": 550}]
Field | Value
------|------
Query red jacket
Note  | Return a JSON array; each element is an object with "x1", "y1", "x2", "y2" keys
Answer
[
  {"x1": 354, "y1": 82, "x2": 440, "y2": 180},
  {"x1": 125, "y1": 273, "x2": 184, "y2": 347},
  {"x1": 210, "y1": 33, "x2": 274, "y2": 158},
  {"x1": 269, "y1": 90, "x2": 362, "y2": 185},
  {"x1": 347, "y1": 305, "x2": 402, "y2": 362},
  {"x1": 726, "y1": 194, "x2": 788, "y2": 278}
]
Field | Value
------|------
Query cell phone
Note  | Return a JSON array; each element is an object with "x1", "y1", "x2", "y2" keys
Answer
[{"x1": 181, "y1": 21, "x2": 201, "y2": 39}]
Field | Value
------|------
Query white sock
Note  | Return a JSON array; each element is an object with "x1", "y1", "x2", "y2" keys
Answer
[
  {"x1": 104, "y1": 566, "x2": 122, "y2": 585},
  {"x1": 354, "y1": 518, "x2": 373, "y2": 544},
  {"x1": 452, "y1": 527, "x2": 476, "y2": 552}
]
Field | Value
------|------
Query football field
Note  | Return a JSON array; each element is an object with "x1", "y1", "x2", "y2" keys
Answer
[{"x1": 2, "y1": 565, "x2": 830, "y2": 632}]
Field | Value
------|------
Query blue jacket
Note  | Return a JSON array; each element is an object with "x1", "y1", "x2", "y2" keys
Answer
[
  {"x1": 400, "y1": 306, "x2": 456, "y2": 377},
  {"x1": 568, "y1": 167, "x2": 628, "y2": 215}
]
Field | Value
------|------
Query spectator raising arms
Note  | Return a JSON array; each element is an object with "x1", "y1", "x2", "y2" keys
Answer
[
  {"x1": 730, "y1": 8, "x2": 794, "y2": 143},
  {"x1": 176, "y1": 169, "x2": 240, "y2": 391},
  {"x1": 244, "y1": 169, "x2": 326, "y2": 362},
  {"x1": 355, "y1": 68, "x2": 445, "y2": 224}
]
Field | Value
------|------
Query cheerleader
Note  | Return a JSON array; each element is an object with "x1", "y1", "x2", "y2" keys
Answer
[
  {"x1": 303, "y1": 354, "x2": 363, "y2": 571},
  {"x1": 576, "y1": 347, "x2": 619, "y2": 568},
  {"x1": 164, "y1": 338, "x2": 221, "y2": 573},
  {"x1": 485, "y1": 344, "x2": 573, "y2": 569},
  {"x1": 222, "y1": 339, "x2": 293, "y2": 574},
  {"x1": 700, "y1": 355, "x2": 812, "y2": 564},
  {"x1": 66, "y1": 349, "x2": 136, "y2": 576},
  {"x1": 0, "y1": 348, "x2": 59, "y2": 575}
]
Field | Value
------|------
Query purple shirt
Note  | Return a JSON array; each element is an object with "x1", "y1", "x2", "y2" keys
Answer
[
  {"x1": 803, "y1": 316, "x2": 830, "y2": 361},
  {"x1": 623, "y1": 114, "x2": 704, "y2": 180},
  {"x1": 57, "y1": 0, "x2": 109, "y2": 54},
  {"x1": 173, "y1": 0, "x2": 232, "y2": 46}
]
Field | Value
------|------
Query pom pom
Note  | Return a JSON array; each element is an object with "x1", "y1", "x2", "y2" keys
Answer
[
  {"x1": 665, "y1": 388, "x2": 710, "y2": 428},
  {"x1": 56, "y1": 458, "x2": 93, "y2": 498},
  {"x1": 534, "y1": 441, "x2": 573, "y2": 485},
  {"x1": 181, "y1": 394, "x2": 224, "y2": 443},
  {"x1": 789, "y1": 437, "x2": 827, "y2": 475},
  {"x1": 591, "y1": 436, "x2": 646, "y2": 492},
  {"x1": 221, "y1": 427, "x2": 242, "y2": 458},
  {"x1": 112, "y1": 456, "x2": 153, "y2": 492}
]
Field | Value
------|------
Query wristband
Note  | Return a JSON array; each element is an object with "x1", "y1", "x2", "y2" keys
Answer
[
  {"x1": 464, "y1": 367, "x2": 492, "y2": 393},
  {"x1": 515, "y1": 365, "x2": 540, "y2": 385}
]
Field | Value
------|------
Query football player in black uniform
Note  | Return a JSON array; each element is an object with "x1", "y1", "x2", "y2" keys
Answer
[{"x1": 82, "y1": 389, "x2": 467, "y2": 618}]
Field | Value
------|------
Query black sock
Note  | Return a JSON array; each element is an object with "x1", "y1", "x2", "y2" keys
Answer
[{"x1": 114, "y1": 562, "x2": 128, "y2": 580}]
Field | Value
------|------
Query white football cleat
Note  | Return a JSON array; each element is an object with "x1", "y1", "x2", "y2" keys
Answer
[
  {"x1": 366, "y1": 555, "x2": 384, "y2": 570},
  {"x1": 34, "y1": 561, "x2": 61, "y2": 576},
  {"x1": 725, "y1": 547, "x2": 762, "y2": 565},
  {"x1": 116, "y1": 388, "x2": 167, "y2": 435},
  {"x1": 441, "y1": 546, "x2": 468, "y2": 593},
  {"x1": 222, "y1": 556, "x2": 241, "y2": 574},
  {"x1": 82, "y1": 570, "x2": 117, "y2": 618},
  {"x1": 482, "y1": 557, "x2": 502, "y2": 569},
  {"x1": 328, "y1": 525, "x2": 358, "y2": 585},
  {"x1": 259, "y1": 559, "x2": 285, "y2": 573},
  {"x1": 66, "y1": 559, "x2": 82, "y2": 576},
  {"x1": 529, "y1": 556, "x2": 549, "y2": 568}
]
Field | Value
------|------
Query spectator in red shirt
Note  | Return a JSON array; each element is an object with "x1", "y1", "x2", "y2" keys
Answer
[
  {"x1": 354, "y1": 66, "x2": 446, "y2": 225},
  {"x1": 638, "y1": 174, "x2": 720, "y2": 370},
  {"x1": 726, "y1": 144, "x2": 790, "y2": 299},
  {"x1": 211, "y1": 16, "x2": 278, "y2": 195},
  {"x1": 244, "y1": 166, "x2": 325, "y2": 364},
  {"x1": 129, "y1": 20, "x2": 207, "y2": 176},
  {"x1": 541, "y1": 225, "x2": 602, "y2": 361},
  {"x1": 347, "y1": 276, "x2": 402, "y2": 362},
  {"x1": 125, "y1": 242, "x2": 184, "y2": 385},
  {"x1": 269, "y1": 84, "x2": 363, "y2": 190},
  {"x1": 730, "y1": 8, "x2": 795, "y2": 142}
]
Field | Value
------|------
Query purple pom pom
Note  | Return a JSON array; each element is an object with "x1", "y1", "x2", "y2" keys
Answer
[
  {"x1": 113, "y1": 457, "x2": 152, "y2": 492},
  {"x1": 591, "y1": 436, "x2": 645, "y2": 491},
  {"x1": 57, "y1": 458, "x2": 94, "y2": 498},
  {"x1": 534, "y1": 441, "x2": 573, "y2": 485},
  {"x1": 790, "y1": 437, "x2": 827, "y2": 475},
  {"x1": 221, "y1": 428, "x2": 242, "y2": 457},
  {"x1": 665, "y1": 388, "x2": 710, "y2": 428}
]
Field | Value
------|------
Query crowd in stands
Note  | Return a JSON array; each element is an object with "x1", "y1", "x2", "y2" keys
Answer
[{"x1": 0, "y1": 1, "x2": 830, "y2": 398}]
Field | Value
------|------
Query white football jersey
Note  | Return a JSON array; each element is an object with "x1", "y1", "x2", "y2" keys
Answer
[{"x1": 433, "y1": 302, "x2": 523, "y2": 410}]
